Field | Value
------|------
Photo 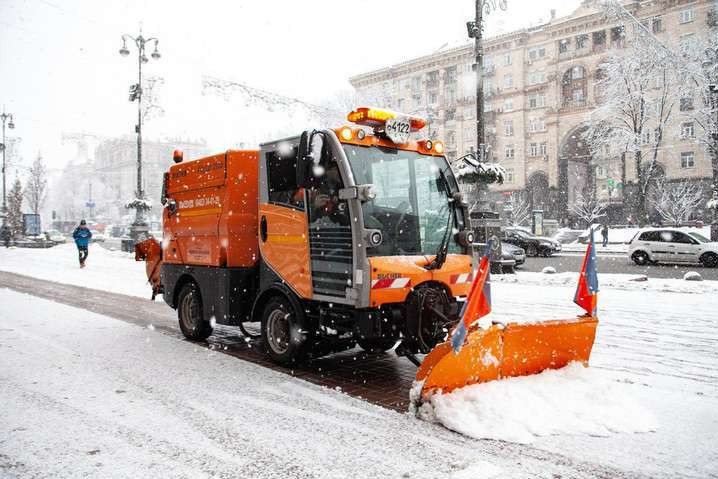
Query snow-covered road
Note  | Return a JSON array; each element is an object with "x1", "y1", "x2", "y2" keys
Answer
[
  {"x1": 1, "y1": 288, "x2": 634, "y2": 479},
  {"x1": 1, "y1": 245, "x2": 717, "y2": 477}
]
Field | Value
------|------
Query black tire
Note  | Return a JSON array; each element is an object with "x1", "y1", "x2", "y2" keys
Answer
[
  {"x1": 632, "y1": 250, "x2": 650, "y2": 266},
  {"x1": 525, "y1": 244, "x2": 538, "y2": 257},
  {"x1": 700, "y1": 252, "x2": 718, "y2": 268},
  {"x1": 177, "y1": 283, "x2": 213, "y2": 340},
  {"x1": 261, "y1": 296, "x2": 309, "y2": 365},
  {"x1": 357, "y1": 338, "x2": 397, "y2": 354}
]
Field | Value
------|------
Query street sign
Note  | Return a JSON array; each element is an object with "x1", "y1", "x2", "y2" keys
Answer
[{"x1": 606, "y1": 178, "x2": 615, "y2": 188}]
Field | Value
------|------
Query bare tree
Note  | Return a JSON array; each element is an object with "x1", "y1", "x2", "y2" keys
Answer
[
  {"x1": 570, "y1": 191, "x2": 607, "y2": 226},
  {"x1": 652, "y1": 180, "x2": 703, "y2": 224},
  {"x1": 24, "y1": 153, "x2": 48, "y2": 215},
  {"x1": 505, "y1": 191, "x2": 531, "y2": 227},
  {"x1": 586, "y1": 3, "x2": 690, "y2": 225},
  {"x1": 141, "y1": 76, "x2": 165, "y2": 122}
]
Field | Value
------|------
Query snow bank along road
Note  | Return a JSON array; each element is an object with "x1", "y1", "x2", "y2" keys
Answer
[
  {"x1": 1, "y1": 244, "x2": 718, "y2": 477},
  {"x1": 2, "y1": 287, "x2": 647, "y2": 479}
]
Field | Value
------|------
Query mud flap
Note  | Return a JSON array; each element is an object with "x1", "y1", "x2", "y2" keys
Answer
[
  {"x1": 135, "y1": 238, "x2": 163, "y2": 300},
  {"x1": 417, "y1": 316, "x2": 598, "y2": 398}
]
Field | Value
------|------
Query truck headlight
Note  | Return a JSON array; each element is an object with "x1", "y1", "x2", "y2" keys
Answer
[{"x1": 370, "y1": 231, "x2": 383, "y2": 246}]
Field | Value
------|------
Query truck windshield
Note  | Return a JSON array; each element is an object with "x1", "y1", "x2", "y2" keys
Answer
[{"x1": 344, "y1": 144, "x2": 464, "y2": 257}]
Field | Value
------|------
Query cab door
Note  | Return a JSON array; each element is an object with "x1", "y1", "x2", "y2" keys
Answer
[{"x1": 258, "y1": 144, "x2": 313, "y2": 299}]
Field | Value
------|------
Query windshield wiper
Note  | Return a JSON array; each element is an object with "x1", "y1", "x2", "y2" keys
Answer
[{"x1": 425, "y1": 170, "x2": 455, "y2": 271}]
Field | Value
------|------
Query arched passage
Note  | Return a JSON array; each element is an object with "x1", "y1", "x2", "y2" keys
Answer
[
  {"x1": 558, "y1": 125, "x2": 594, "y2": 222},
  {"x1": 526, "y1": 171, "x2": 549, "y2": 213}
]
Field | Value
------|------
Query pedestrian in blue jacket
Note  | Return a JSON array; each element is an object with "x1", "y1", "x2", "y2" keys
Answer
[{"x1": 72, "y1": 220, "x2": 93, "y2": 268}]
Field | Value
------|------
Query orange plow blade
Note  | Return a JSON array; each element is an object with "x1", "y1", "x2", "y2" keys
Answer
[{"x1": 416, "y1": 316, "x2": 598, "y2": 398}]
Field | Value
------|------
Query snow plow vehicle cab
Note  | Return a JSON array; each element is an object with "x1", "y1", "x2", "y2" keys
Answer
[{"x1": 137, "y1": 108, "x2": 479, "y2": 365}]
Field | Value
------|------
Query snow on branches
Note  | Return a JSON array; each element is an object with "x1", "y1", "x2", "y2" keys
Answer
[
  {"x1": 125, "y1": 198, "x2": 152, "y2": 211},
  {"x1": 651, "y1": 180, "x2": 704, "y2": 224},
  {"x1": 570, "y1": 191, "x2": 608, "y2": 225},
  {"x1": 505, "y1": 191, "x2": 531, "y2": 227}
]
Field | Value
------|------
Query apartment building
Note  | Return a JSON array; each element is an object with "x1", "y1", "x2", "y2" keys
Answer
[{"x1": 349, "y1": 0, "x2": 715, "y2": 222}]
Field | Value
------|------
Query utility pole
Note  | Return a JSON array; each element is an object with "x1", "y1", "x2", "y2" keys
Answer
[
  {"x1": 1, "y1": 109, "x2": 16, "y2": 224},
  {"x1": 119, "y1": 29, "x2": 161, "y2": 244}
]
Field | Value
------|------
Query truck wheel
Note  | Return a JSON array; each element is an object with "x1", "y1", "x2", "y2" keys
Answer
[
  {"x1": 357, "y1": 338, "x2": 397, "y2": 354},
  {"x1": 177, "y1": 283, "x2": 213, "y2": 340},
  {"x1": 700, "y1": 252, "x2": 718, "y2": 268},
  {"x1": 261, "y1": 296, "x2": 308, "y2": 365}
]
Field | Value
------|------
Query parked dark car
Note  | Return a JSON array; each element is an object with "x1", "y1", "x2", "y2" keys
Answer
[
  {"x1": 501, "y1": 228, "x2": 560, "y2": 257},
  {"x1": 502, "y1": 241, "x2": 526, "y2": 266}
]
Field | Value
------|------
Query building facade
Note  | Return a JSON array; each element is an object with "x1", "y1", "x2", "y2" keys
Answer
[
  {"x1": 349, "y1": 0, "x2": 715, "y2": 224},
  {"x1": 93, "y1": 137, "x2": 209, "y2": 224}
]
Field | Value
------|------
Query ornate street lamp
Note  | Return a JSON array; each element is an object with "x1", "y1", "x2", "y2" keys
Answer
[
  {"x1": 1, "y1": 109, "x2": 16, "y2": 222},
  {"x1": 118, "y1": 30, "x2": 161, "y2": 244},
  {"x1": 702, "y1": 48, "x2": 718, "y2": 240}
]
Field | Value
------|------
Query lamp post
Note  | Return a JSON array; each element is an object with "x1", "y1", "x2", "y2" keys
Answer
[
  {"x1": 465, "y1": 0, "x2": 507, "y2": 273},
  {"x1": 1, "y1": 109, "x2": 16, "y2": 223},
  {"x1": 702, "y1": 48, "x2": 718, "y2": 240},
  {"x1": 467, "y1": 0, "x2": 507, "y2": 164},
  {"x1": 118, "y1": 30, "x2": 161, "y2": 243}
]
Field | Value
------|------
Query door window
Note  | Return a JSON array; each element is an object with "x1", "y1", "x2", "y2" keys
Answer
[
  {"x1": 307, "y1": 158, "x2": 349, "y2": 227},
  {"x1": 266, "y1": 149, "x2": 305, "y2": 209},
  {"x1": 671, "y1": 232, "x2": 695, "y2": 244}
]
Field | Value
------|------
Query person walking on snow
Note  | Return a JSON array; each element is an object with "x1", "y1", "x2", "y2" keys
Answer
[
  {"x1": 72, "y1": 220, "x2": 92, "y2": 268},
  {"x1": 1, "y1": 222, "x2": 11, "y2": 248},
  {"x1": 601, "y1": 224, "x2": 609, "y2": 248}
]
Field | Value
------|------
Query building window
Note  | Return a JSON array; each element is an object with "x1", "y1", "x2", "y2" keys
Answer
[
  {"x1": 559, "y1": 39, "x2": 570, "y2": 53},
  {"x1": 528, "y1": 94, "x2": 545, "y2": 109},
  {"x1": 681, "y1": 152, "x2": 695, "y2": 168},
  {"x1": 576, "y1": 34, "x2": 589, "y2": 49},
  {"x1": 528, "y1": 118, "x2": 546, "y2": 133},
  {"x1": 503, "y1": 52, "x2": 512, "y2": 66},
  {"x1": 397, "y1": 99, "x2": 405, "y2": 110},
  {"x1": 680, "y1": 33, "x2": 696, "y2": 51},
  {"x1": 484, "y1": 101, "x2": 493, "y2": 112},
  {"x1": 503, "y1": 73, "x2": 513, "y2": 88},
  {"x1": 411, "y1": 76, "x2": 422, "y2": 92},
  {"x1": 429, "y1": 91, "x2": 438, "y2": 105},
  {"x1": 528, "y1": 71, "x2": 546, "y2": 85},
  {"x1": 464, "y1": 107, "x2": 474, "y2": 120},
  {"x1": 444, "y1": 66, "x2": 457, "y2": 84},
  {"x1": 530, "y1": 143, "x2": 538, "y2": 157},
  {"x1": 446, "y1": 131, "x2": 456, "y2": 147},
  {"x1": 427, "y1": 70, "x2": 439, "y2": 89},
  {"x1": 505, "y1": 168, "x2": 515, "y2": 183},
  {"x1": 464, "y1": 128, "x2": 474, "y2": 141},
  {"x1": 445, "y1": 88, "x2": 456, "y2": 105},
  {"x1": 505, "y1": 144, "x2": 515, "y2": 159},
  {"x1": 679, "y1": 8, "x2": 695, "y2": 24},
  {"x1": 681, "y1": 122, "x2": 695, "y2": 139},
  {"x1": 562, "y1": 66, "x2": 587, "y2": 107},
  {"x1": 528, "y1": 46, "x2": 546, "y2": 61},
  {"x1": 592, "y1": 30, "x2": 606, "y2": 51},
  {"x1": 503, "y1": 98, "x2": 514, "y2": 111},
  {"x1": 610, "y1": 26, "x2": 625, "y2": 46},
  {"x1": 504, "y1": 120, "x2": 514, "y2": 136},
  {"x1": 680, "y1": 96, "x2": 694, "y2": 111},
  {"x1": 540, "y1": 142, "x2": 548, "y2": 157},
  {"x1": 652, "y1": 16, "x2": 664, "y2": 33},
  {"x1": 641, "y1": 131, "x2": 651, "y2": 144}
]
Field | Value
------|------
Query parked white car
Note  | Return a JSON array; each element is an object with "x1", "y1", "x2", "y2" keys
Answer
[{"x1": 628, "y1": 228, "x2": 718, "y2": 267}]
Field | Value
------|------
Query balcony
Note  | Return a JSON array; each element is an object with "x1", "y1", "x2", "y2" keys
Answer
[{"x1": 560, "y1": 99, "x2": 588, "y2": 111}]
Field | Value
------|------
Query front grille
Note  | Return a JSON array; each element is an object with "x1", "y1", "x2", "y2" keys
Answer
[{"x1": 309, "y1": 226, "x2": 353, "y2": 296}]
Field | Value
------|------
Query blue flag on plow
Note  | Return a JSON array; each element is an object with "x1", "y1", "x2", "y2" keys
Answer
[
  {"x1": 451, "y1": 240, "x2": 492, "y2": 354},
  {"x1": 574, "y1": 229, "x2": 599, "y2": 316}
]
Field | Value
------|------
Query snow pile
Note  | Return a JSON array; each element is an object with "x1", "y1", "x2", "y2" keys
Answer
[
  {"x1": 493, "y1": 270, "x2": 718, "y2": 295},
  {"x1": 421, "y1": 363, "x2": 657, "y2": 444},
  {"x1": 541, "y1": 266, "x2": 557, "y2": 274},
  {"x1": 683, "y1": 271, "x2": 703, "y2": 282}
]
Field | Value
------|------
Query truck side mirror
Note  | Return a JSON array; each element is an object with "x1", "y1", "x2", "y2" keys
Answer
[
  {"x1": 296, "y1": 130, "x2": 324, "y2": 189},
  {"x1": 166, "y1": 198, "x2": 178, "y2": 216}
]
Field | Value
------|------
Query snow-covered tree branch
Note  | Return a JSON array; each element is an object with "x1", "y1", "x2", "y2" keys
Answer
[
  {"x1": 570, "y1": 191, "x2": 607, "y2": 225},
  {"x1": 505, "y1": 191, "x2": 531, "y2": 227},
  {"x1": 651, "y1": 180, "x2": 703, "y2": 224}
]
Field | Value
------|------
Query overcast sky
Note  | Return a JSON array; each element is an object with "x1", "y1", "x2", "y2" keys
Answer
[{"x1": 0, "y1": 0, "x2": 580, "y2": 172}]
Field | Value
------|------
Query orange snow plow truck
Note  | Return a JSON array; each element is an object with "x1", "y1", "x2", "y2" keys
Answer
[{"x1": 136, "y1": 107, "x2": 597, "y2": 395}]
